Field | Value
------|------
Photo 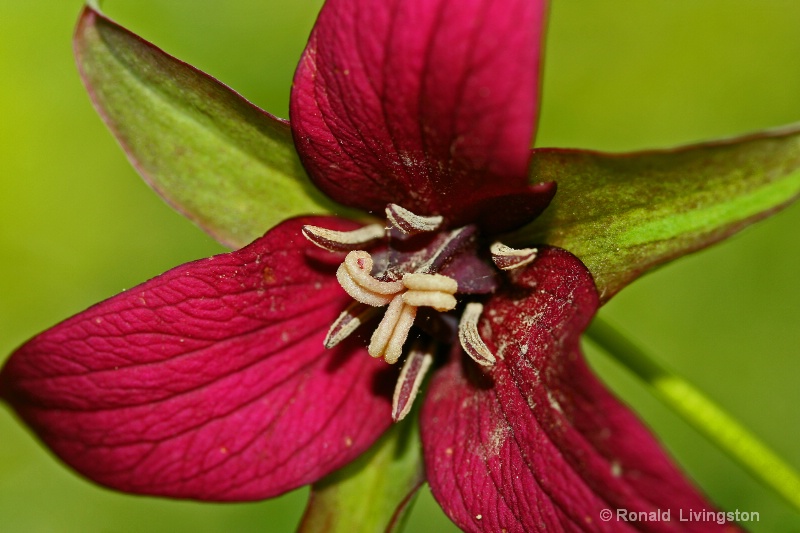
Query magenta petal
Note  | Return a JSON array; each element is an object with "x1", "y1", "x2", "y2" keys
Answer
[
  {"x1": 421, "y1": 248, "x2": 734, "y2": 532},
  {"x1": 291, "y1": 0, "x2": 547, "y2": 226},
  {"x1": 0, "y1": 217, "x2": 394, "y2": 501}
]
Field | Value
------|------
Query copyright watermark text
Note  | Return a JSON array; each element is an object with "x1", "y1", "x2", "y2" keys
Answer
[{"x1": 599, "y1": 508, "x2": 759, "y2": 525}]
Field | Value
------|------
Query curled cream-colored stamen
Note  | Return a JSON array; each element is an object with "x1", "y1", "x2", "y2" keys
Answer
[
  {"x1": 369, "y1": 296, "x2": 404, "y2": 357},
  {"x1": 386, "y1": 203, "x2": 443, "y2": 235},
  {"x1": 403, "y1": 272, "x2": 458, "y2": 293},
  {"x1": 490, "y1": 242, "x2": 538, "y2": 271},
  {"x1": 458, "y1": 302, "x2": 496, "y2": 366},
  {"x1": 402, "y1": 291, "x2": 456, "y2": 311},
  {"x1": 384, "y1": 306, "x2": 417, "y2": 364},
  {"x1": 336, "y1": 251, "x2": 404, "y2": 306},
  {"x1": 369, "y1": 295, "x2": 417, "y2": 364},
  {"x1": 344, "y1": 251, "x2": 403, "y2": 294},
  {"x1": 302, "y1": 224, "x2": 385, "y2": 252},
  {"x1": 401, "y1": 272, "x2": 458, "y2": 312}
]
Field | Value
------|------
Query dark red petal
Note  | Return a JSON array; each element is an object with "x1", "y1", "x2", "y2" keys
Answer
[
  {"x1": 0, "y1": 217, "x2": 394, "y2": 501},
  {"x1": 290, "y1": 0, "x2": 548, "y2": 228},
  {"x1": 465, "y1": 180, "x2": 556, "y2": 234},
  {"x1": 421, "y1": 248, "x2": 735, "y2": 532}
]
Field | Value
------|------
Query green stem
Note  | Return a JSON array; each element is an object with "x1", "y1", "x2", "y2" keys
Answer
[{"x1": 585, "y1": 316, "x2": 800, "y2": 512}]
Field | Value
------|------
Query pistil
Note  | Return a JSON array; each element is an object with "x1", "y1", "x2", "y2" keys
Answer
[
  {"x1": 329, "y1": 249, "x2": 459, "y2": 363},
  {"x1": 402, "y1": 273, "x2": 457, "y2": 311},
  {"x1": 336, "y1": 251, "x2": 403, "y2": 306},
  {"x1": 368, "y1": 294, "x2": 418, "y2": 363}
]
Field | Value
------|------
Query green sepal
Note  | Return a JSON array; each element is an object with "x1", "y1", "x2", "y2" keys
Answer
[
  {"x1": 74, "y1": 5, "x2": 357, "y2": 249},
  {"x1": 298, "y1": 415, "x2": 425, "y2": 533},
  {"x1": 516, "y1": 127, "x2": 800, "y2": 302}
]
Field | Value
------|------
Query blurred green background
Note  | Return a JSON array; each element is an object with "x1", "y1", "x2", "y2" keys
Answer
[{"x1": 1, "y1": 0, "x2": 799, "y2": 531}]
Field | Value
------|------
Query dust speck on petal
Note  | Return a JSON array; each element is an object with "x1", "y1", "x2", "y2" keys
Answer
[
  {"x1": 263, "y1": 266, "x2": 276, "y2": 284},
  {"x1": 485, "y1": 423, "x2": 511, "y2": 458},
  {"x1": 546, "y1": 390, "x2": 563, "y2": 413}
]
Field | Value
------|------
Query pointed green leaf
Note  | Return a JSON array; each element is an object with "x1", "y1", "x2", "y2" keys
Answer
[
  {"x1": 299, "y1": 416, "x2": 424, "y2": 533},
  {"x1": 74, "y1": 6, "x2": 357, "y2": 249},
  {"x1": 516, "y1": 127, "x2": 800, "y2": 302}
]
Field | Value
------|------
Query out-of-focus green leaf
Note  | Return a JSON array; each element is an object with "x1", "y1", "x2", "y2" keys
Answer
[
  {"x1": 517, "y1": 127, "x2": 800, "y2": 302},
  {"x1": 74, "y1": 5, "x2": 356, "y2": 249},
  {"x1": 299, "y1": 415, "x2": 424, "y2": 533},
  {"x1": 586, "y1": 317, "x2": 800, "y2": 512}
]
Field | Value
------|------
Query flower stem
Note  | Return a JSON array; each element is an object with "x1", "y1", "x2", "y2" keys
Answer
[{"x1": 585, "y1": 316, "x2": 800, "y2": 512}]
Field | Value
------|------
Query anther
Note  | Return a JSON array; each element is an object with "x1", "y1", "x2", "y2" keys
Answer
[
  {"x1": 416, "y1": 225, "x2": 476, "y2": 273},
  {"x1": 302, "y1": 224, "x2": 385, "y2": 252},
  {"x1": 386, "y1": 204, "x2": 443, "y2": 235},
  {"x1": 324, "y1": 302, "x2": 380, "y2": 349},
  {"x1": 392, "y1": 341, "x2": 434, "y2": 421},
  {"x1": 336, "y1": 251, "x2": 404, "y2": 306},
  {"x1": 490, "y1": 242, "x2": 538, "y2": 271},
  {"x1": 458, "y1": 302, "x2": 496, "y2": 366}
]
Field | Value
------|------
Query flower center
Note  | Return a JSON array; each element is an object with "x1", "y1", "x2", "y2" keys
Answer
[
  {"x1": 337, "y1": 254, "x2": 458, "y2": 363},
  {"x1": 301, "y1": 203, "x2": 537, "y2": 420}
]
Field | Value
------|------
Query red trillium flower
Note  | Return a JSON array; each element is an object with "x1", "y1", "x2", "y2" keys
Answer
[{"x1": 3, "y1": 0, "x2": 783, "y2": 531}]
